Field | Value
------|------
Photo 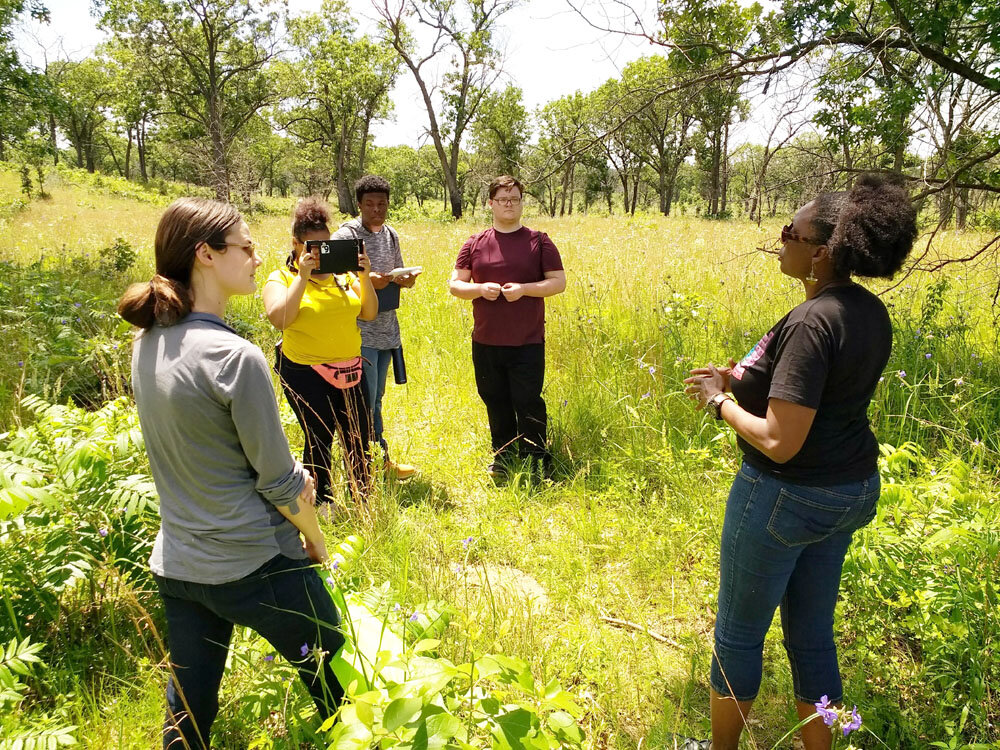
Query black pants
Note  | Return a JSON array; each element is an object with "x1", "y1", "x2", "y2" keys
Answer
[
  {"x1": 275, "y1": 346, "x2": 373, "y2": 502},
  {"x1": 471, "y1": 341, "x2": 548, "y2": 463},
  {"x1": 155, "y1": 555, "x2": 345, "y2": 749}
]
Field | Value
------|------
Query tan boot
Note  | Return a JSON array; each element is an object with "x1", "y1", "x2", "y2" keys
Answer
[{"x1": 386, "y1": 460, "x2": 416, "y2": 480}]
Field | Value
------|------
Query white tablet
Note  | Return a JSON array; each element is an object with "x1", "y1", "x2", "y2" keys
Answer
[{"x1": 387, "y1": 266, "x2": 423, "y2": 278}]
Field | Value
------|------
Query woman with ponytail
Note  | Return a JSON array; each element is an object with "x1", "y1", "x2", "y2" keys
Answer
[
  {"x1": 681, "y1": 175, "x2": 918, "y2": 750},
  {"x1": 120, "y1": 198, "x2": 344, "y2": 750},
  {"x1": 262, "y1": 197, "x2": 377, "y2": 507}
]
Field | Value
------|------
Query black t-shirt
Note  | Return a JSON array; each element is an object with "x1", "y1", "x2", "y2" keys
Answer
[{"x1": 730, "y1": 283, "x2": 891, "y2": 485}]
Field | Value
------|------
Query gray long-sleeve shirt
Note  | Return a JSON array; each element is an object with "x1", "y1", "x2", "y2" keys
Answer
[{"x1": 132, "y1": 313, "x2": 308, "y2": 584}]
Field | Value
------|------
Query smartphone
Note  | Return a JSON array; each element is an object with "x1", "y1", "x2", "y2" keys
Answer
[{"x1": 305, "y1": 239, "x2": 363, "y2": 275}]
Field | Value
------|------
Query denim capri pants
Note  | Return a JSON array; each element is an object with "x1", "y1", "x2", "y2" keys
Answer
[{"x1": 711, "y1": 461, "x2": 879, "y2": 703}]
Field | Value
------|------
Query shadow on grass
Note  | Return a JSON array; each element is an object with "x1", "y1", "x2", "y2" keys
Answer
[{"x1": 390, "y1": 473, "x2": 455, "y2": 511}]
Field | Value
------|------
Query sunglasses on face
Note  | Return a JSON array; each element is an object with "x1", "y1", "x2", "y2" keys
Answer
[{"x1": 780, "y1": 224, "x2": 822, "y2": 246}]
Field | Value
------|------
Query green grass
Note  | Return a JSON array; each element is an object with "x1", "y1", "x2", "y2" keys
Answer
[{"x1": 1, "y1": 167, "x2": 998, "y2": 749}]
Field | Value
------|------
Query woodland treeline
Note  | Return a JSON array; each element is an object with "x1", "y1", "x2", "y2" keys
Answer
[{"x1": 2, "y1": 0, "x2": 999, "y2": 239}]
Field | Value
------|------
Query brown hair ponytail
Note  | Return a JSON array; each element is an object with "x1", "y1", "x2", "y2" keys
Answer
[{"x1": 118, "y1": 198, "x2": 243, "y2": 329}]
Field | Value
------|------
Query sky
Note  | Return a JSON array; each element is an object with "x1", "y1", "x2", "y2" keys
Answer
[{"x1": 15, "y1": 0, "x2": 664, "y2": 149}]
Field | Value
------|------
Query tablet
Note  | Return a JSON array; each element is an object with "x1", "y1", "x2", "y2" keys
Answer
[
  {"x1": 306, "y1": 239, "x2": 363, "y2": 275},
  {"x1": 386, "y1": 266, "x2": 423, "y2": 278}
]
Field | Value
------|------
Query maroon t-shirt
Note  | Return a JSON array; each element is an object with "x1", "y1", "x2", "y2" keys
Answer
[{"x1": 455, "y1": 226, "x2": 563, "y2": 346}]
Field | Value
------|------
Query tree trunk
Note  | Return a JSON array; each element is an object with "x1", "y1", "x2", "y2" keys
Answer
[
  {"x1": 720, "y1": 120, "x2": 730, "y2": 215},
  {"x1": 630, "y1": 178, "x2": 639, "y2": 216},
  {"x1": 710, "y1": 127, "x2": 721, "y2": 216},
  {"x1": 137, "y1": 120, "x2": 148, "y2": 182},
  {"x1": 103, "y1": 134, "x2": 123, "y2": 176},
  {"x1": 49, "y1": 114, "x2": 58, "y2": 165},
  {"x1": 208, "y1": 90, "x2": 229, "y2": 201},
  {"x1": 336, "y1": 127, "x2": 357, "y2": 216},
  {"x1": 124, "y1": 126, "x2": 133, "y2": 179}
]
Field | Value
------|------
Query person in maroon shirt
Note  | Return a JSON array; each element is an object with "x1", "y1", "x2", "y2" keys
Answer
[{"x1": 449, "y1": 175, "x2": 566, "y2": 477}]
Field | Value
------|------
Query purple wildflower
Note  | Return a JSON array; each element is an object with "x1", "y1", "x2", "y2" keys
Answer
[
  {"x1": 462, "y1": 536, "x2": 474, "y2": 550},
  {"x1": 648, "y1": 365, "x2": 656, "y2": 375},
  {"x1": 409, "y1": 612, "x2": 419, "y2": 622},
  {"x1": 925, "y1": 353, "x2": 932, "y2": 359},
  {"x1": 264, "y1": 654, "x2": 274, "y2": 662},
  {"x1": 331, "y1": 559, "x2": 340, "y2": 570},
  {"x1": 74, "y1": 302, "x2": 82, "y2": 308},
  {"x1": 16, "y1": 361, "x2": 23, "y2": 368},
  {"x1": 814, "y1": 695, "x2": 837, "y2": 726},
  {"x1": 843, "y1": 706, "x2": 862, "y2": 736},
  {"x1": 393, "y1": 603, "x2": 401, "y2": 613},
  {"x1": 98, "y1": 527, "x2": 108, "y2": 538},
  {"x1": 325, "y1": 576, "x2": 334, "y2": 586},
  {"x1": 897, "y1": 370, "x2": 906, "y2": 378},
  {"x1": 641, "y1": 392, "x2": 650, "y2": 399},
  {"x1": 300, "y1": 643, "x2": 309, "y2": 657}
]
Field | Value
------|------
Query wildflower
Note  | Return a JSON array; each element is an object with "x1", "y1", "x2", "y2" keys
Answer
[
  {"x1": 300, "y1": 643, "x2": 309, "y2": 657},
  {"x1": 648, "y1": 366, "x2": 656, "y2": 375},
  {"x1": 641, "y1": 392, "x2": 650, "y2": 399},
  {"x1": 332, "y1": 559, "x2": 340, "y2": 570},
  {"x1": 561, "y1": 399, "x2": 567, "y2": 407},
  {"x1": 897, "y1": 370, "x2": 906, "y2": 378},
  {"x1": 74, "y1": 302, "x2": 82, "y2": 308},
  {"x1": 972, "y1": 438, "x2": 981, "y2": 447},
  {"x1": 98, "y1": 527, "x2": 108, "y2": 538},
  {"x1": 325, "y1": 576, "x2": 334, "y2": 586},
  {"x1": 16, "y1": 361, "x2": 23, "y2": 367},
  {"x1": 462, "y1": 536, "x2": 474, "y2": 550},
  {"x1": 878, "y1": 376, "x2": 884, "y2": 383},
  {"x1": 929, "y1": 469, "x2": 937, "y2": 477},
  {"x1": 409, "y1": 612, "x2": 419, "y2": 622},
  {"x1": 113, "y1": 344, "x2": 119, "y2": 350},
  {"x1": 393, "y1": 603, "x2": 401, "y2": 613},
  {"x1": 925, "y1": 353, "x2": 932, "y2": 359},
  {"x1": 842, "y1": 706, "x2": 862, "y2": 736},
  {"x1": 264, "y1": 654, "x2": 274, "y2": 662},
  {"x1": 814, "y1": 695, "x2": 837, "y2": 726},
  {"x1": 955, "y1": 377, "x2": 964, "y2": 386}
]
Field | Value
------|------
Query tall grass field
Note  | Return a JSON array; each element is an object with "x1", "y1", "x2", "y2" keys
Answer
[{"x1": 0, "y1": 167, "x2": 997, "y2": 749}]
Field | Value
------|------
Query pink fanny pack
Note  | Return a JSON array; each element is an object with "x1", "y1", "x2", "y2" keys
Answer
[{"x1": 311, "y1": 356, "x2": 363, "y2": 389}]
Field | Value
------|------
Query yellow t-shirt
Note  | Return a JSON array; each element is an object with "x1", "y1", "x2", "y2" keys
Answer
[{"x1": 266, "y1": 268, "x2": 362, "y2": 365}]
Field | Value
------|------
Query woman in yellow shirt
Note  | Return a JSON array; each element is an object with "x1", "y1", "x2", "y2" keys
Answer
[{"x1": 263, "y1": 197, "x2": 377, "y2": 505}]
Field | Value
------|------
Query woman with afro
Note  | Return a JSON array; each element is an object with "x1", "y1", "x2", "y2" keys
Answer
[
  {"x1": 263, "y1": 197, "x2": 377, "y2": 507},
  {"x1": 682, "y1": 175, "x2": 918, "y2": 750}
]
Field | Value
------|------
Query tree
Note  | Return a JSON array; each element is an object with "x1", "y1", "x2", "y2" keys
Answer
[
  {"x1": 97, "y1": 0, "x2": 282, "y2": 200},
  {"x1": 0, "y1": 1, "x2": 50, "y2": 161},
  {"x1": 48, "y1": 58, "x2": 113, "y2": 172},
  {"x1": 283, "y1": 0, "x2": 399, "y2": 215},
  {"x1": 374, "y1": 0, "x2": 518, "y2": 219},
  {"x1": 620, "y1": 55, "x2": 696, "y2": 215},
  {"x1": 470, "y1": 84, "x2": 528, "y2": 175}
]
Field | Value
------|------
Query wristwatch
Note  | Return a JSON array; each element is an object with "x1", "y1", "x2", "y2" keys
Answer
[{"x1": 706, "y1": 392, "x2": 733, "y2": 420}]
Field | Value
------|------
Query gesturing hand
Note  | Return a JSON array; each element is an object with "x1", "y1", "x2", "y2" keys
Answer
[
  {"x1": 480, "y1": 281, "x2": 502, "y2": 301},
  {"x1": 683, "y1": 362, "x2": 730, "y2": 409},
  {"x1": 501, "y1": 282, "x2": 524, "y2": 302},
  {"x1": 686, "y1": 358, "x2": 737, "y2": 394}
]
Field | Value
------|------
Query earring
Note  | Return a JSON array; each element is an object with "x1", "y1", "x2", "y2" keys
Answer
[{"x1": 805, "y1": 261, "x2": 817, "y2": 284}]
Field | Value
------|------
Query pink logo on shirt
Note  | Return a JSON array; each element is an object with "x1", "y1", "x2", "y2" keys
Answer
[{"x1": 731, "y1": 331, "x2": 773, "y2": 381}]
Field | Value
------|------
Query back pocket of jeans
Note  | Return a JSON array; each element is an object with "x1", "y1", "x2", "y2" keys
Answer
[{"x1": 767, "y1": 488, "x2": 850, "y2": 547}]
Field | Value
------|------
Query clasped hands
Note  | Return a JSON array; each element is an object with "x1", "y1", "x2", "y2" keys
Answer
[{"x1": 480, "y1": 281, "x2": 525, "y2": 301}]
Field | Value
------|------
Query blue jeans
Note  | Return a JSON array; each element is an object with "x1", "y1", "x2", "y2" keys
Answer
[
  {"x1": 361, "y1": 346, "x2": 392, "y2": 452},
  {"x1": 155, "y1": 555, "x2": 345, "y2": 749},
  {"x1": 711, "y1": 462, "x2": 879, "y2": 703}
]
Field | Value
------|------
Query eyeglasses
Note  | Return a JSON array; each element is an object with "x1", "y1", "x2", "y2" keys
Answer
[
  {"x1": 492, "y1": 197, "x2": 522, "y2": 206},
  {"x1": 780, "y1": 224, "x2": 822, "y2": 246},
  {"x1": 211, "y1": 241, "x2": 256, "y2": 256}
]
